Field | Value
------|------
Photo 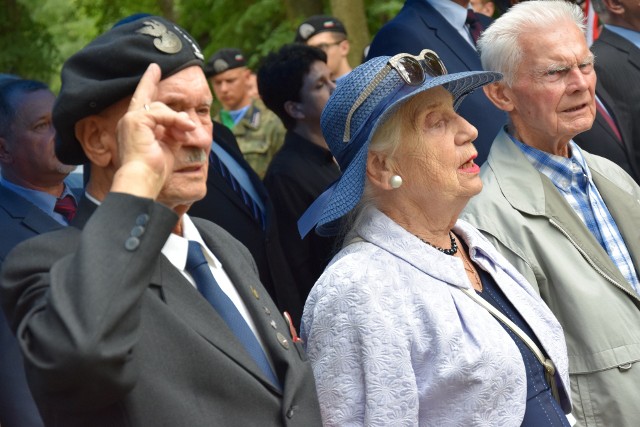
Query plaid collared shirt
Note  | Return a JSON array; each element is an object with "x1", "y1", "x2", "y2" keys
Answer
[{"x1": 511, "y1": 136, "x2": 640, "y2": 294}]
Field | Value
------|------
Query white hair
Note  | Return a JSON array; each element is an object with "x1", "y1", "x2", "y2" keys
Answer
[{"x1": 478, "y1": 0, "x2": 586, "y2": 86}]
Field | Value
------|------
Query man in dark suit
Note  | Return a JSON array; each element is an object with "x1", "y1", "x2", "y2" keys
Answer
[
  {"x1": 189, "y1": 122, "x2": 304, "y2": 325},
  {"x1": 0, "y1": 77, "x2": 79, "y2": 427},
  {"x1": 573, "y1": 85, "x2": 640, "y2": 183},
  {"x1": 0, "y1": 16, "x2": 321, "y2": 426},
  {"x1": 366, "y1": 0, "x2": 507, "y2": 164},
  {"x1": 590, "y1": 0, "x2": 640, "y2": 175}
]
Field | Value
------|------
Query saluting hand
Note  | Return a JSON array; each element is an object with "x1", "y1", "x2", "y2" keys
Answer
[{"x1": 111, "y1": 63, "x2": 197, "y2": 200}]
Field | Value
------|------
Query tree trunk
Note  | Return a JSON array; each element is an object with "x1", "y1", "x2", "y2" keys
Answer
[
  {"x1": 283, "y1": 0, "x2": 323, "y2": 22},
  {"x1": 157, "y1": 0, "x2": 176, "y2": 22},
  {"x1": 330, "y1": 0, "x2": 370, "y2": 68}
]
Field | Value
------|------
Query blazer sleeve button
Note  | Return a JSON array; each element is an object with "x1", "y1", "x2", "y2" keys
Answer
[
  {"x1": 131, "y1": 225, "x2": 145, "y2": 237},
  {"x1": 125, "y1": 237, "x2": 140, "y2": 251},
  {"x1": 136, "y1": 213, "x2": 150, "y2": 226}
]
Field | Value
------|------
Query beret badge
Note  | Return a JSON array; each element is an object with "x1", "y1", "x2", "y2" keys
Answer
[
  {"x1": 213, "y1": 59, "x2": 230, "y2": 74},
  {"x1": 297, "y1": 23, "x2": 316, "y2": 41},
  {"x1": 136, "y1": 19, "x2": 183, "y2": 54}
]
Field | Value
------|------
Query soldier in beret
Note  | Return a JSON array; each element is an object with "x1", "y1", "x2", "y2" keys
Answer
[
  {"x1": 0, "y1": 15, "x2": 321, "y2": 427},
  {"x1": 205, "y1": 48, "x2": 286, "y2": 178},
  {"x1": 295, "y1": 15, "x2": 352, "y2": 81}
]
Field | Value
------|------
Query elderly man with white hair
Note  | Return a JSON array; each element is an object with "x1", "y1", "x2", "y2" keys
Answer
[{"x1": 463, "y1": 1, "x2": 640, "y2": 426}]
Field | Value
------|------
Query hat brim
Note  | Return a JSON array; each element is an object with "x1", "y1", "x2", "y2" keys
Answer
[{"x1": 315, "y1": 70, "x2": 501, "y2": 235}]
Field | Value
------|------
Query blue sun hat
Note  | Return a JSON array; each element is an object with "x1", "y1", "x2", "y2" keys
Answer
[{"x1": 297, "y1": 50, "x2": 502, "y2": 237}]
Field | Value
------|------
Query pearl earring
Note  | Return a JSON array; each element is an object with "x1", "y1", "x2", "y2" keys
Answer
[{"x1": 389, "y1": 174, "x2": 403, "y2": 189}]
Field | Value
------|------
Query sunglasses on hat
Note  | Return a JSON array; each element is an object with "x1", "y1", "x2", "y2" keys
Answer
[{"x1": 343, "y1": 49, "x2": 447, "y2": 143}]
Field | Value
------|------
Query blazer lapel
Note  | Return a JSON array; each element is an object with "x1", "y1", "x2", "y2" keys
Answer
[
  {"x1": 198, "y1": 227, "x2": 290, "y2": 394},
  {"x1": 600, "y1": 28, "x2": 640, "y2": 72},
  {"x1": 417, "y1": 0, "x2": 482, "y2": 70},
  {"x1": 150, "y1": 239, "x2": 283, "y2": 395},
  {"x1": 206, "y1": 165, "x2": 256, "y2": 221},
  {"x1": 540, "y1": 178, "x2": 638, "y2": 298},
  {"x1": 491, "y1": 131, "x2": 640, "y2": 300},
  {"x1": 590, "y1": 166, "x2": 640, "y2": 272},
  {"x1": 0, "y1": 186, "x2": 62, "y2": 234}
]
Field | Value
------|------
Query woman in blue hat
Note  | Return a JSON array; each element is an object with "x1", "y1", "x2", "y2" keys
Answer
[{"x1": 299, "y1": 51, "x2": 573, "y2": 426}]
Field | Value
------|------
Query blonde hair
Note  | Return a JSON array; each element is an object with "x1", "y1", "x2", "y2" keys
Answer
[{"x1": 338, "y1": 91, "x2": 430, "y2": 239}]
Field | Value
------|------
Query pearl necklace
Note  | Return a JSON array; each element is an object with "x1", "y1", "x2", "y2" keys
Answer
[{"x1": 417, "y1": 231, "x2": 458, "y2": 256}]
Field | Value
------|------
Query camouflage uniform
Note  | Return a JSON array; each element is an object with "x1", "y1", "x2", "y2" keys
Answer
[{"x1": 216, "y1": 99, "x2": 286, "y2": 179}]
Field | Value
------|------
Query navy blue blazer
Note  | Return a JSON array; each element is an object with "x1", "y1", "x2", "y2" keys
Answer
[
  {"x1": 573, "y1": 84, "x2": 639, "y2": 184},
  {"x1": 367, "y1": 0, "x2": 507, "y2": 164},
  {"x1": 0, "y1": 185, "x2": 65, "y2": 427},
  {"x1": 189, "y1": 122, "x2": 303, "y2": 326},
  {"x1": 591, "y1": 27, "x2": 640, "y2": 175}
]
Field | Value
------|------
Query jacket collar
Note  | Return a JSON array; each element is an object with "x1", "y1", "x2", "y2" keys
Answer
[
  {"x1": 597, "y1": 27, "x2": 640, "y2": 70},
  {"x1": 0, "y1": 185, "x2": 64, "y2": 234},
  {"x1": 410, "y1": 0, "x2": 482, "y2": 68},
  {"x1": 485, "y1": 129, "x2": 547, "y2": 216},
  {"x1": 487, "y1": 128, "x2": 640, "y2": 298},
  {"x1": 353, "y1": 207, "x2": 508, "y2": 290}
]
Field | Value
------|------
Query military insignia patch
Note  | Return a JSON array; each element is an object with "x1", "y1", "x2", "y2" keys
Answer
[
  {"x1": 213, "y1": 59, "x2": 230, "y2": 74},
  {"x1": 136, "y1": 19, "x2": 182, "y2": 54},
  {"x1": 298, "y1": 23, "x2": 316, "y2": 41}
]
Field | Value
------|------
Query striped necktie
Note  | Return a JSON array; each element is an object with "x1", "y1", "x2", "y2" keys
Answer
[{"x1": 209, "y1": 151, "x2": 265, "y2": 230}]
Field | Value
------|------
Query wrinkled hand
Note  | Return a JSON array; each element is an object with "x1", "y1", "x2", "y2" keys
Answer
[{"x1": 111, "y1": 63, "x2": 196, "y2": 200}]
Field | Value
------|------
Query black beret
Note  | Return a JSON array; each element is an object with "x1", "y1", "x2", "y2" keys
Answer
[
  {"x1": 295, "y1": 15, "x2": 347, "y2": 43},
  {"x1": 204, "y1": 48, "x2": 247, "y2": 78},
  {"x1": 53, "y1": 15, "x2": 205, "y2": 165}
]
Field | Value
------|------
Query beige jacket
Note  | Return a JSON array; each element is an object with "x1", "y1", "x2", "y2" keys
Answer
[{"x1": 462, "y1": 129, "x2": 640, "y2": 427}]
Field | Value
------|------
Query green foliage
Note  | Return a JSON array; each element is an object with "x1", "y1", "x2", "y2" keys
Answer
[
  {"x1": 181, "y1": 0, "x2": 295, "y2": 70},
  {"x1": 364, "y1": 0, "x2": 404, "y2": 36},
  {"x1": 2, "y1": 0, "x2": 406, "y2": 90},
  {"x1": 0, "y1": 0, "x2": 58, "y2": 84}
]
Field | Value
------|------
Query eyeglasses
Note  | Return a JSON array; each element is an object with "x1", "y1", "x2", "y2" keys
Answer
[
  {"x1": 311, "y1": 40, "x2": 344, "y2": 52},
  {"x1": 343, "y1": 49, "x2": 447, "y2": 143}
]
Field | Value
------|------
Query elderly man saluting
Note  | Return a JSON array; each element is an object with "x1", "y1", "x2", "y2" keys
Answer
[
  {"x1": 463, "y1": 1, "x2": 640, "y2": 426},
  {"x1": 0, "y1": 16, "x2": 321, "y2": 426}
]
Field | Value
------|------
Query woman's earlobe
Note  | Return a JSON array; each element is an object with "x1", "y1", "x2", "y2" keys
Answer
[{"x1": 366, "y1": 151, "x2": 399, "y2": 190}]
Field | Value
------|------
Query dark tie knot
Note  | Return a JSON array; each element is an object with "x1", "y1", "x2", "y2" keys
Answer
[
  {"x1": 466, "y1": 9, "x2": 479, "y2": 25},
  {"x1": 186, "y1": 241, "x2": 209, "y2": 272},
  {"x1": 465, "y1": 9, "x2": 484, "y2": 45},
  {"x1": 54, "y1": 194, "x2": 77, "y2": 222}
]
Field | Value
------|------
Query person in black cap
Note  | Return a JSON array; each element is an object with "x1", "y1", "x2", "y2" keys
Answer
[
  {"x1": 0, "y1": 15, "x2": 321, "y2": 427},
  {"x1": 295, "y1": 15, "x2": 352, "y2": 81},
  {"x1": 205, "y1": 48, "x2": 285, "y2": 178}
]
